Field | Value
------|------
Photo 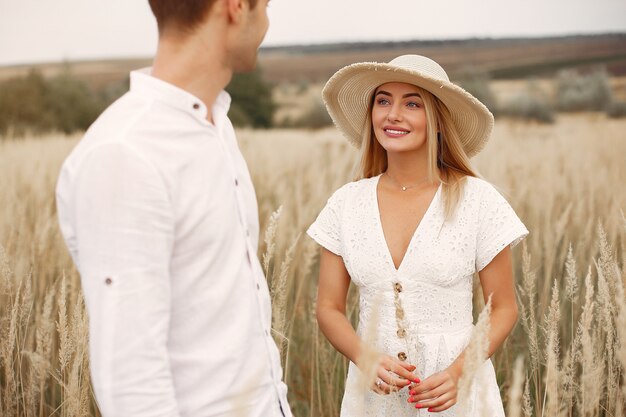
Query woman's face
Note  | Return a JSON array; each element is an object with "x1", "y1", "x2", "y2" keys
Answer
[{"x1": 371, "y1": 82, "x2": 428, "y2": 156}]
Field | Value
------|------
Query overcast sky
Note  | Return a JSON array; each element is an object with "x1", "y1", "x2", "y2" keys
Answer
[{"x1": 1, "y1": 0, "x2": 625, "y2": 66}]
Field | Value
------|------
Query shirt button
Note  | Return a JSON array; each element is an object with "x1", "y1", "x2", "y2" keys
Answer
[
  {"x1": 256, "y1": 283, "x2": 260, "y2": 290},
  {"x1": 235, "y1": 179, "x2": 239, "y2": 186},
  {"x1": 397, "y1": 328, "x2": 406, "y2": 338},
  {"x1": 105, "y1": 277, "x2": 113, "y2": 285},
  {"x1": 397, "y1": 352, "x2": 407, "y2": 361},
  {"x1": 394, "y1": 282, "x2": 403, "y2": 293},
  {"x1": 192, "y1": 103, "x2": 200, "y2": 110}
]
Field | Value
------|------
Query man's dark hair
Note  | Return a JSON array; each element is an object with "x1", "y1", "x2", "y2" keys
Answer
[{"x1": 148, "y1": 0, "x2": 259, "y2": 32}]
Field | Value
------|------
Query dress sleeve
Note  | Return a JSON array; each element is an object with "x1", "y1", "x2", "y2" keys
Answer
[
  {"x1": 475, "y1": 182, "x2": 529, "y2": 272},
  {"x1": 306, "y1": 185, "x2": 349, "y2": 256}
]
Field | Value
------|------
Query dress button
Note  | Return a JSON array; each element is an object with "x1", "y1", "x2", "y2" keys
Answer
[
  {"x1": 235, "y1": 179, "x2": 239, "y2": 186},
  {"x1": 397, "y1": 328, "x2": 406, "y2": 338},
  {"x1": 192, "y1": 103, "x2": 200, "y2": 110},
  {"x1": 394, "y1": 282, "x2": 403, "y2": 293},
  {"x1": 397, "y1": 352, "x2": 407, "y2": 361},
  {"x1": 104, "y1": 277, "x2": 113, "y2": 285},
  {"x1": 256, "y1": 283, "x2": 260, "y2": 290}
]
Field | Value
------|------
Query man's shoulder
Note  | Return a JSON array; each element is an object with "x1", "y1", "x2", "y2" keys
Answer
[
  {"x1": 58, "y1": 91, "x2": 173, "y2": 186},
  {"x1": 61, "y1": 94, "x2": 140, "y2": 165}
]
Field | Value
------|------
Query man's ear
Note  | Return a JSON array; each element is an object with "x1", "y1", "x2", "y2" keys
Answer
[{"x1": 225, "y1": 0, "x2": 246, "y2": 24}]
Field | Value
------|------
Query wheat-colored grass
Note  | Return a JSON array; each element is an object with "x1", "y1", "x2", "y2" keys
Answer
[
  {"x1": 457, "y1": 295, "x2": 492, "y2": 415},
  {"x1": 1, "y1": 113, "x2": 625, "y2": 416},
  {"x1": 507, "y1": 356, "x2": 525, "y2": 417}
]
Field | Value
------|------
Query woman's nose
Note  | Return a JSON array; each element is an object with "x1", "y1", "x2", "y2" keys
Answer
[{"x1": 386, "y1": 104, "x2": 402, "y2": 122}]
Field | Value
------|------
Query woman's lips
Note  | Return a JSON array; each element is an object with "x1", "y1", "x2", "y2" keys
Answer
[{"x1": 383, "y1": 128, "x2": 410, "y2": 138}]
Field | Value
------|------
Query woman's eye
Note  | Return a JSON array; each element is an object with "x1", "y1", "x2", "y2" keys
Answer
[
  {"x1": 377, "y1": 98, "x2": 390, "y2": 105},
  {"x1": 407, "y1": 102, "x2": 421, "y2": 108}
]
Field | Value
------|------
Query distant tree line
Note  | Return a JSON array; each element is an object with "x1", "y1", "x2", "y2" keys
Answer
[
  {"x1": 0, "y1": 70, "x2": 113, "y2": 136},
  {"x1": 225, "y1": 69, "x2": 275, "y2": 128},
  {"x1": 456, "y1": 66, "x2": 626, "y2": 124},
  {"x1": 0, "y1": 67, "x2": 275, "y2": 137}
]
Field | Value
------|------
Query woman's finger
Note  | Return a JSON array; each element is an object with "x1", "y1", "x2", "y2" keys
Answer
[
  {"x1": 372, "y1": 377, "x2": 392, "y2": 395},
  {"x1": 413, "y1": 392, "x2": 455, "y2": 410},
  {"x1": 378, "y1": 367, "x2": 410, "y2": 390},
  {"x1": 388, "y1": 359, "x2": 420, "y2": 383},
  {"x1": 397, "y1": 359, "x2": 417, "y2": 372},
  {"x1": 424, "y1": 397, "x2": 457, "y2": 412},
  {"x1": 410, "y1": 371, "x2": 447, "y2": 395},
  {"x1": 408, "y1": 383, "x2": 449, "y2": 403}
]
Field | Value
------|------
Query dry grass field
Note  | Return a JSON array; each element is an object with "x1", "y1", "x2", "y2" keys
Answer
[{"x1": 1, "y1": 113, "x2": 625, "y2": 416}]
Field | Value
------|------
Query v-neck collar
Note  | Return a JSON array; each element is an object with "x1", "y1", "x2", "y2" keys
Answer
[{"x1": 373, "y1": 174, "x2": 442, "y2": 274}]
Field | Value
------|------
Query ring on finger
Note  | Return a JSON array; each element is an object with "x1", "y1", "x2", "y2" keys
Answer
[{"x1": 375, "y1": 378, "x2": 383, "y2": 389}]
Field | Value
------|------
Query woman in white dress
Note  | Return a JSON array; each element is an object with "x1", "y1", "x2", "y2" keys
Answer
[{"x1": 307, "y1": 55, "x2": 529, "y2": 416}]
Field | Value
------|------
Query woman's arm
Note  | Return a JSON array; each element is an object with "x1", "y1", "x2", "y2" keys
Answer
[
  {"x1": 407, "y1": 246, "x2": 519, "y2": 411},
  {"x1": 316, "y1": 248, "x2": 419, "y2": 394}
]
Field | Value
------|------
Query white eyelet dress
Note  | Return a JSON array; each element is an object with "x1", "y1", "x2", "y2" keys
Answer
[{"x1": 306, "y1": 174, "x2": 529, "y2": 417}]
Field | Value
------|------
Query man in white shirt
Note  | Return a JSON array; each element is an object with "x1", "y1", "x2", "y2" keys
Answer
[{"x1": 55, "y1": 1, "x2": 292, "y2": 416}]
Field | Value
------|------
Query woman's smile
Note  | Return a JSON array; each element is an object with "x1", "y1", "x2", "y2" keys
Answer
[{"x1": 383, "y1": 125, "x2": 411, "y2": 137}]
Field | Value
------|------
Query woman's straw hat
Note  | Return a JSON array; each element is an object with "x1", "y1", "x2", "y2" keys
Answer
[{"x1": 322, "y1": 55, "x2": 494, "y2": 158}]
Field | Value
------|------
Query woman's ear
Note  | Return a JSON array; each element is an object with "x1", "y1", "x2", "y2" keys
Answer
[{"x1": 225, "y1": 0, "x2": 246, "y2": 24}]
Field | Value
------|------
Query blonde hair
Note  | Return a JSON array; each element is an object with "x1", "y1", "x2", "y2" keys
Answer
[{"x1": 356, "y1": 86, "x2": 480, "y2": 220}]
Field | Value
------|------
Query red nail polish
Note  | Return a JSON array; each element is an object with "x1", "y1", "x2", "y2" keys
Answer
[
  {"x1": 415, "y1": 404, "x2": 422, "y2": 409},
  {"x1": 428, "y1": 408, "x2": 433, "y2": 412},
  {"x1": 409, "y1": 390, "x2": 415, "y2": 396},
  {"x1": 407, "y1": 398, "x2": 413, "y2": 403},
  {"x1": 414, "y1": 378, "x2": 420, "y2": 383}
]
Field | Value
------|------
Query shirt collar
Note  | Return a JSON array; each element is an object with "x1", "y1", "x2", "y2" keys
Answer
[{"x1": 130, "y1": 68, "x2": 232, "y2": 123}]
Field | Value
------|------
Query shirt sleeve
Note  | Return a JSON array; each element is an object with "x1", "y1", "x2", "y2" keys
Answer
[
  {"x1": 71, "y1": 142, "x2": 180, "y2": 417},
  {"x1": 306, "y1": 185, "x2": 349, "y2": 256},
  {"x1": 475, "y1": 181, "x2": 529, "y2": 272}
]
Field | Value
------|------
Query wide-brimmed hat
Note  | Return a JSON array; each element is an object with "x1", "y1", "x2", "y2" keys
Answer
[{"x1": 322, "y1": 55, "x2": 494, "y2": 158}]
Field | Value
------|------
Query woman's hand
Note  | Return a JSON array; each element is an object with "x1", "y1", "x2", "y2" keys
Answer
[
  {"x1": 406, "y1": 365, "x2": 461, "y2": 411},
  {"x1": 371, "y1": 354, "x2": 421, "y2": 395}
]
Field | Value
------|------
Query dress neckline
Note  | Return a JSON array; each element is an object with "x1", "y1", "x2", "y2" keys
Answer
[{"x1": 373, "y1": 174, "x2": 442, "y2": 274}]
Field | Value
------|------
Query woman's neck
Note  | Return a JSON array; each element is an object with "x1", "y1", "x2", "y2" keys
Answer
[{"x1": 385, "y1": 150, "x2": 434, "y2": 184}]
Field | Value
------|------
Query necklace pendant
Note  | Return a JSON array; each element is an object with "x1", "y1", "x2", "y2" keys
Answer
[{"x1": 402, "y1": 186, "x2": 407, "y2": 191}]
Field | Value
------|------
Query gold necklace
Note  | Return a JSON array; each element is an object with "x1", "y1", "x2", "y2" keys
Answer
[{"x1": 384, "y1": 172, "x2": 430, "y2": 191}]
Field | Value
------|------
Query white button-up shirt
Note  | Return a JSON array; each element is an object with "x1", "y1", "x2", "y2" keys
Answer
[{"x1": 56, "y1": 69, "x2": 291, "y2": 417}]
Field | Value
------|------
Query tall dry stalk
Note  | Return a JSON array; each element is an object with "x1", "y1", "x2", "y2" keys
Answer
[
  {"x1": 563, "y1": 244, "x2": 578, "y2": 417},
  {"x1": 517, "y1": 245, "x2": 542, "y2": 413},
  {"x1": 578, "y1": 268, "x2": 603, "y2": 417},
  {"x1": 270, "y1": 234, "x2": 300, "y2": 362},
  {"x1": 263, "y1": 205, "x2": 283, "y2": 277},
  {"x1": 542, "y1": 279, "x2": 561, "y2": 417},
  {"x1": 508, "y1": 356, "x2": 525, "y2": 417},
  {"x1": 457, "y1": 295, "x2": 492, "y2": 414},
  {"x1": 353, "y1": 295, "x2": 382, "y2": 416}
]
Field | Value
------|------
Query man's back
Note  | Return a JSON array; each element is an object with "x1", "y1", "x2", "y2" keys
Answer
[{"x1": 56, "y1": 70, "x2": 289, "y2": 416}]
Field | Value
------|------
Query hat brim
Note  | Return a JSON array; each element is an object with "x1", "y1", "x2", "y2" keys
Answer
[{"x1": 322, "y1": 62, "x2": 494, "y2": 158}]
